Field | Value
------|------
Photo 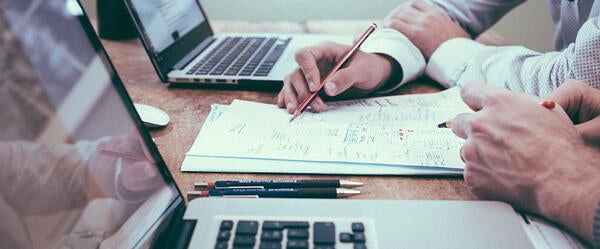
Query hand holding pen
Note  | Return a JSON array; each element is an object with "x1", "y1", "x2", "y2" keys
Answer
[
  {"x1": 289, "y1": 23, "x2": 377, "y2": 122},
  {"x1": 277, "y1": 24, "x2": 391, "y2": 118}
]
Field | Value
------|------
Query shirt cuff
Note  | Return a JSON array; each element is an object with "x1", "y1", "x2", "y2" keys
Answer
[
  {"x1": 360, "y1": 28, "x2": 426, "y2": 93},
  {"x1": 426, "y1": 37, "x2": 487, "y2": 88}
]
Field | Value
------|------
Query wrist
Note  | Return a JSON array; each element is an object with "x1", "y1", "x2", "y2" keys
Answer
[
  {"x1": 538, "y1": 146, "x2": 600, "y2": 243},
  {"x1": 374, "y1": 53, "x2": 403, "y2": 92}
]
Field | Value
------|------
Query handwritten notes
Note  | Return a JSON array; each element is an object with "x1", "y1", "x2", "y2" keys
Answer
[{"x1": 183, "y1": 88, "x2": 471, "y2": 175}]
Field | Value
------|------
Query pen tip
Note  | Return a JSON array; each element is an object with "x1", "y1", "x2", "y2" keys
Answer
[
  {"x1": 437, "y1": 120, "x2": 452, "y2": 128},
  {"x1": 340, "y1": 180, "x2": 364, "y2": 188},
  {"x1": 289, "y1": 111, "x2": 300, "y2": 123},
  {"x1": 194, "y1": 181, "x2": 210, "y2": 189},
  {"x1": 337, "y1": 188, "x2": 361, "y2": 198}
]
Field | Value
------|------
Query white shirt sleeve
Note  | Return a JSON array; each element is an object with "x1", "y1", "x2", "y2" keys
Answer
[
  {"x1": 359, "y1": 28, "x2": 426, "y2": 93},
  {"x1": 427, "y1": 17, "x2": 600, "y2": 97}
]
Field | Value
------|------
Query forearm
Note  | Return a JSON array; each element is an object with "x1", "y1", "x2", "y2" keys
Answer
[
  {"x1": 427, "y1": 17, "x2": 600, "y2": 96},
  {"x1": 537, "y1": 147, "x2": 600, "y2": 244},
  {"x1": 0, "y1": 142, "x2": 89, "y2": 215},
  {"x1": 428, "y1": 0, "x2": 524, "y2": 37}
]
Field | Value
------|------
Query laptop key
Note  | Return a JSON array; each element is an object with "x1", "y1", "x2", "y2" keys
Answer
[
  {"x1": 233, "y1": 236, "x2": 256, "y2": 247},
  {"x1": 259, "y1": 241, "x2": 282, "y2": 249},
  {"x1": 261, "y1": 230, "x2": 283, "y2": 241},
  {"x1": 353, "y1": 232, "x2": 366, "y2": 243},
  {"x1": 353, "y1": 244, "x2": 367, "y2": 249},
  {"x1": 262, "y1": 221, "x2": 310, "y2": 230},
  {"x1": 217, "y1": 230, "x2": 231, "y2": 241},
  {"x1": 220, "y1": 220, "x2": 234, "y2": 230},
  {"x1": 214, "y1": 241, "x2": 228, "y2": 249},
  {"x1": 287, "y1": 229, "x2": 309, "y2": 239},
  {"x1": 351, "y1": 222, "x2": 364, "y2": 232},
  {"x1": 313, "y1": 222, "x2": 335, "y2": 245},
  {"x1": 339, "y1": 232, "x2": 353, "y2": 242},
  {"x1": 286, "y1": 240, "x2": 309, "y2": 249},
  {"x1": 236, "y1": 220, "x2": 259, "y2": 235}
]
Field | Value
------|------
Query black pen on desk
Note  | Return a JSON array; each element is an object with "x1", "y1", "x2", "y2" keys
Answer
[
  {"x1": 187, "y1": 188, "x2": 360, "y2": 199},
  {"x1": 289, "y1": 23, "x2": 377, "y2": 122},
  {"x1": 194, "y1": 179, "x2": 363, "y2": 190},
  {"x1": 436, "y1": 100, "x2": 557, "y2": 129}
]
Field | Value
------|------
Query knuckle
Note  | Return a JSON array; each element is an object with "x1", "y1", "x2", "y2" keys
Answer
[
  {"x1": 460, "y1": 142, "x2": 477, "y2": 163},
  {"x1": 294, "y1": 49, "x2": 312, "y2": 62},
  {"x1": 466, "y1": 116, "x2": 488, "y2": 134},
  {"x1": 483, "y1": 91, "x2": 508, "y2": 107}
]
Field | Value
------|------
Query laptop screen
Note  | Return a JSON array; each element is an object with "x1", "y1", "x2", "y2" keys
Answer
[
  {"x1": 0, "y1": 0, "x2": 180, "y2": 248},
  {"x1": 124, "y1": 0, "x2": 214, "y2": 82},
  {"x1": 129, "y1": 0, "x2": 205, "y2": 54}
]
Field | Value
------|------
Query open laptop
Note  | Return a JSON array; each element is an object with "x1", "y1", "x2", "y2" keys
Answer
[
  {"x1": 0, "y1": 1, "x2": 570, "y2": 248},
  {"x1": 121, "y1": 0, "x2": 354, "y2": 88}
]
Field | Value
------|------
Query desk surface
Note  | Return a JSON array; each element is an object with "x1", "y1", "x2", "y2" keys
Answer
[{"x1": 101, "y1": 20, "x2": 494, "y2": 201}]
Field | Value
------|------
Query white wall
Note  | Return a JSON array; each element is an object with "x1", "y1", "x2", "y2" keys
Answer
[{"x1": 80, "y1": 0, "x2": 555, "y2": 52}]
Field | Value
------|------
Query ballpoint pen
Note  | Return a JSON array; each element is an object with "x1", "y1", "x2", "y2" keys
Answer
[
  {"x1": 289, "y1": 23, "x2": 377, "y2": 122},
  {"x1": 187, "y1": 188, "x2": 360, "y2": 199},
  {"x1": 194, "y1": 179, "x2": 364, "y2": 189}
]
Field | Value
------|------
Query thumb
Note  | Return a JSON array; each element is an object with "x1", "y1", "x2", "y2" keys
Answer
[
  {"x1": 575, "y1": 116, "x2": 600, "y2": 146},
  {"x1": 322, "y1": 66, "x2": 359, "y2": 96}
]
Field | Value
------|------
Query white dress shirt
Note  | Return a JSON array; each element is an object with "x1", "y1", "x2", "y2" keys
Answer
[{"x1": 361, "y1": 0, "x2": 600, "y2": 97}]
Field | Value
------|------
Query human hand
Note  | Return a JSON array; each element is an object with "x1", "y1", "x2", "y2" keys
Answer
[
  {"x1": 450, "y1": 80, "x2": 600, "y2": 243},
  {"x1": 277, "y1": 42, "x2": 395, "y2": 113},
  {"x1": 545, "y1": 79, "x2": 600, "y2": 146},
  {"x1": 88, "y1": 131, "x2": 162, "y2": 202},
  {"x1": 383, "y1": 0, "x2": 469, "y2": 60}
]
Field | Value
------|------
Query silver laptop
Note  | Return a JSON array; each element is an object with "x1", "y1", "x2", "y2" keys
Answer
[
  {"x1": 0, "y1": 1, "x2": 543, "y2": 248},
  {"x1": 121, "y1": 0, "x2": 353, "y2": 88}
]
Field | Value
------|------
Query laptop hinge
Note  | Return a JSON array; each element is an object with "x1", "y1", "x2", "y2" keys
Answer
[
  {"x1": 173, "y1": 37, "x2": 216, "y2": 70},
  {"x1": 150, "y1": 201, "x2": 197, "y2": 249}
]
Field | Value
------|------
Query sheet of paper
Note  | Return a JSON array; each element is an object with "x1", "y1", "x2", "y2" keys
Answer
[
  {"x1": 327, "y1": 87, "x2": 465, "y2": 109},
  {"x1": 183, "y1": 89, "x2": 471, "y2": 174}
]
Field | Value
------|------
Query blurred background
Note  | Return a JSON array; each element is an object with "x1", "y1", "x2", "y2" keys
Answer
[{"x1": 80, "y1": 0, "x2": 555, "y2": 52}]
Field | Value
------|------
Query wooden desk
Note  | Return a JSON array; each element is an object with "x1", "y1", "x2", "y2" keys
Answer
[{"x1": 101, "y1": 20, "x2": 482, "y2": 201}]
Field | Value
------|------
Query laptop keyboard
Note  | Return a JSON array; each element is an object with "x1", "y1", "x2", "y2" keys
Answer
[
  {"x1": 213, "y1": 219, "x2": 369, "y2": 249},
  {"x1": 186, "y1": 36, "x2": 291, "y2": 77}
]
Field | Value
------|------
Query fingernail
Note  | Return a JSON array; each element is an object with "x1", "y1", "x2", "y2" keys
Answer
[
  {"x1": 308, "y1": 81, "x2": 316, "y2": 91},
  {"x1": 325, "y1": 82, "x2": 337, "y2": 95}
]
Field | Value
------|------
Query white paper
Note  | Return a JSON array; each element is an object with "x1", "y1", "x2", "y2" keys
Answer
[{"x1": 183, "y1": 88, "x2": 470, "y2": 175}]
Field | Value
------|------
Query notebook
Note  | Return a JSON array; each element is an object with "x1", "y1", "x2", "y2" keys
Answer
[
  {"x1": 121, "y1": 0, "x2": 354, "y2": 88},
  {"x1": 0, "y1": 1, "x2": 580, "y2": 248}
]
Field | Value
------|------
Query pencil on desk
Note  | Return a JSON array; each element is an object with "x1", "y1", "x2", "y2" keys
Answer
[
  {"x1": 436, "y1": 100, "x2": 556, "y2": 129},
  {"x1": 289, "y1": 23, "x2": 377, "y2": 122}
]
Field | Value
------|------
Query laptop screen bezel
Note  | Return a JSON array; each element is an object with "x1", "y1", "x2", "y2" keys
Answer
[{"x1": 121, "y1": 0, "x2": 214, "y2": 83}]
